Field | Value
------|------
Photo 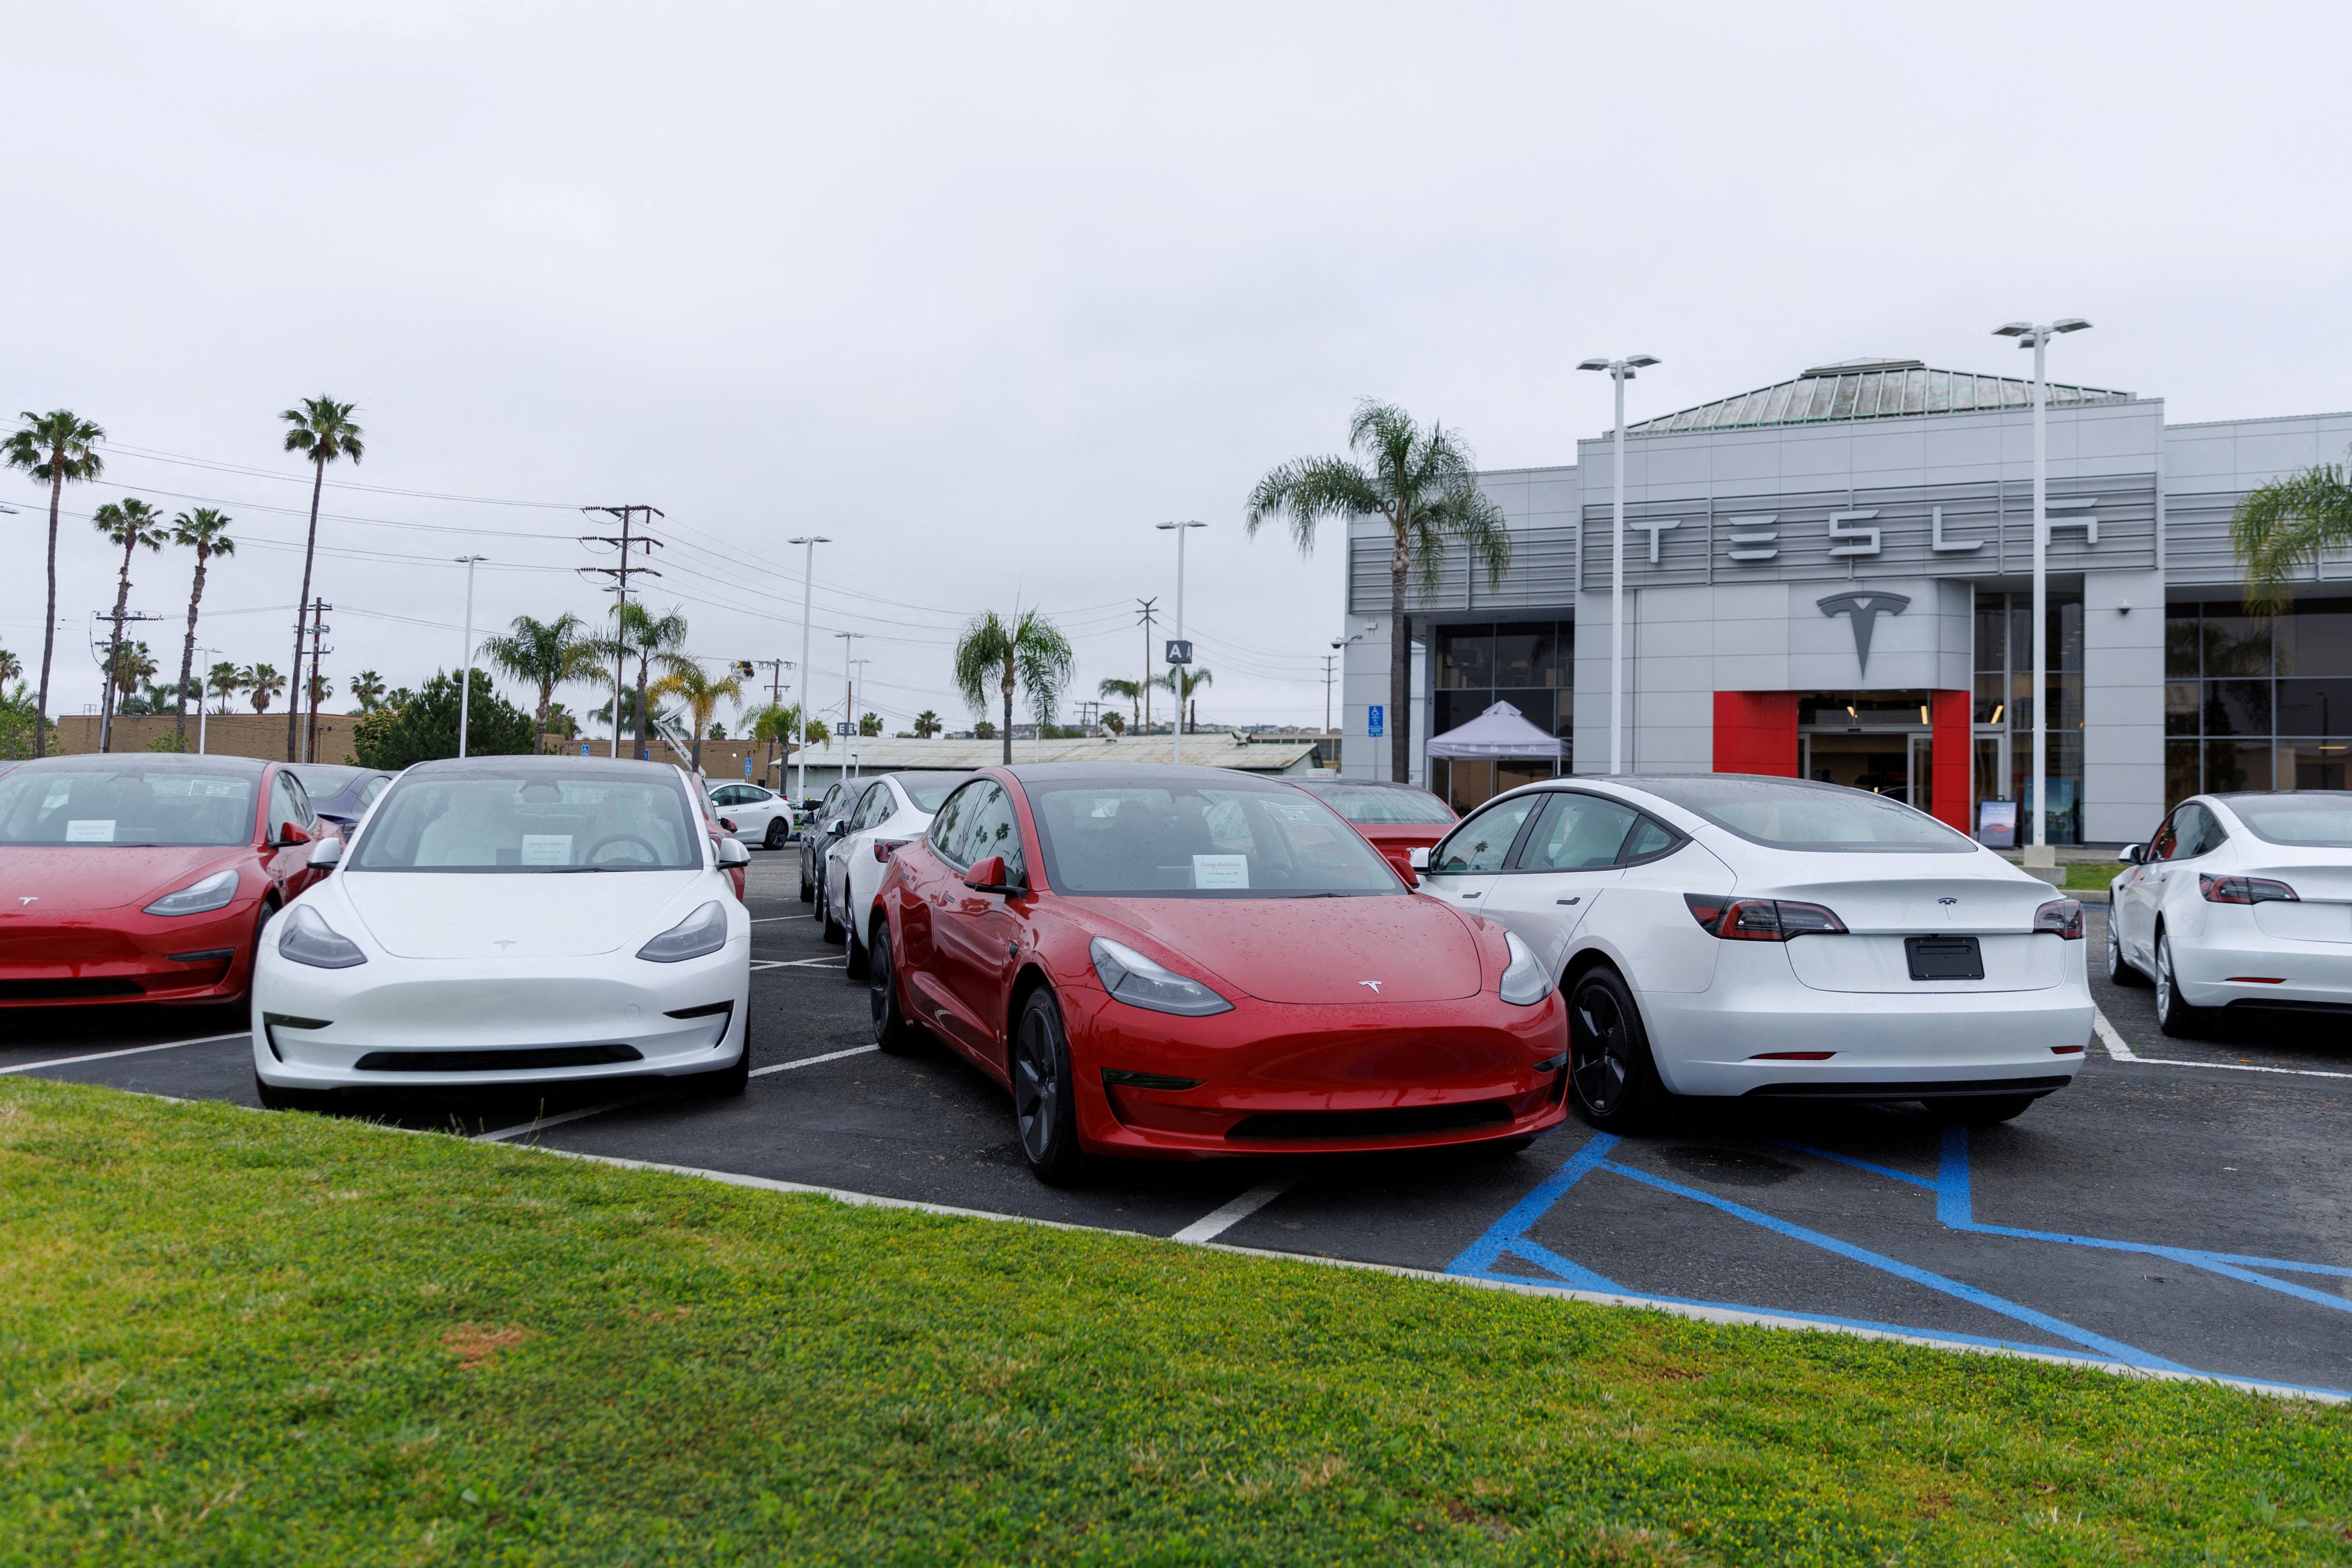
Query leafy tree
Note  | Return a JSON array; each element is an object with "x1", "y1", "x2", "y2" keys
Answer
[
  {"x1": 0, "y1": 680, "x2": 54, "y2": 760},
  {"x1": 973, "y1": 719, "x2": 997, "y2": 741},
  {"x1": 279, "y1": 396, "x2": 364, "y2": 760},
  {"x1": 1101, "y1": 710, "x2": 1126, "y2": 736},
  {"x1": 912, "y1": 708, "x2": 942, "y2": 738},
  {"x1": 242, "y1": 663, "x2": 285, "y2": 714},
  {"x1": 91, "y1": 499, "x2": 168, "y2": 751},
  {"x1": 543, "y1": 700, "x2": 580, "y2": 740},
  {"x1": 706, "y1": 721, "x2": 727, "y2": 740},
  {"x1": 206, "y1": 662, "x2": 245, "y2": 715},
  {"x1": 306, "y1": 669, "x2": 334, "y2": 711},
  {"x1": 1096, "y1": 677, "x2": 1143, "y2": 731},
  {"x1": 2232, "y1": 457, "x2": 2352, "y2": 613},
  {"x1": 648, "y1": 655, "x2": 743, "y2": 774},
  {"x1": 383, "y1": 687, "x2": 416, "y2": 710},
  {"x1": 859, "y1": 711, "x2": 882, "y2": 736},
  {"x1": 0, "y1": 647, "x2": 18, "y2": 685},
  {"x1": 349, "y1": 669, "x2": 386, "y2": 711},
  {"x1": 1152, "y1": 666, "x2": 1215, "y2": 733},
  {"x1": 590, "y1": 602, "x2": 688, "y2": 762},
  {"x1": 480, "y1": 612, "x2": 597, "y2": 737},
  {"x1": 952, "y1": 608, "x2": 1073, "y2": 766},
  {"x1": 1248, "y1": 401, "x2": 1509, "y2": 781},
  {"x1": 350, "y1": 669, "x2": 534, "y2": 770},
  {"x1": 144, "y1": 729, "x2": 188, "y2": 752},
  {"x1": 165, "y1": 507, "x2": 235, "y2": 746},
  {"x1": 3, "y1": 410, "x2": 105, "y2": 756}
]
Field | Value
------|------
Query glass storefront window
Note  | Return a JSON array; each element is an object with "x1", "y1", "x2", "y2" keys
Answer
[
  {"x1": 2165, "y1": 597, "x2": 2352, "y2": 809},
  {"x1": 1430, "y1": 619, "x2": 1571, "y2": 812},
  {"x1": 1974, "y1": 589, "x2": 2084, "y2": 845}
]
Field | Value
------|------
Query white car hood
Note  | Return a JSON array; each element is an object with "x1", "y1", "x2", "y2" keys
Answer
[{"x1": 336, "y1": 869, "x2": 704, "y2": 959}]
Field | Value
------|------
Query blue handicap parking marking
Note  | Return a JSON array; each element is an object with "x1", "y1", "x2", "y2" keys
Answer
[{"x1": 1449, "y1": 1127, "x2": 2352, "y2": 1393}]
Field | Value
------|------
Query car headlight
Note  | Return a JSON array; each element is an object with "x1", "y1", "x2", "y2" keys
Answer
[
  {"x1": 1499, "y1": 930, "x2": 1552, "y2": 1006},
  {"x1": 277, "y1": 905, "x2": 367, "y2": 969},
  {"x1": 142, "y1": 868, "x2": 241, "y2": 917},
  {"x1": 637, "y1": 900, "x2": 730, "y2": 963},
  {"x1": 1088, "y1": 937, "x2": 1233, "y2": 1017}
]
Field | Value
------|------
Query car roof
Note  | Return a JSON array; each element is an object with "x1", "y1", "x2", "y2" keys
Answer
[
  {"x1": 10, "y1": 752, "x2": 269, "y2": 774},
  {"x1": 402, "y1": 755, "x2": 682, "y2": 781}
]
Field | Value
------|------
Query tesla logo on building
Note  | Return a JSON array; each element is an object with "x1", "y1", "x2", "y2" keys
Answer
[
  {"x1": 1359, "y1": 980, "x2": 1383, "y2": 993},
  {"x1": 1816, "y1": 590, "x2": 1911, "y2": 676}
]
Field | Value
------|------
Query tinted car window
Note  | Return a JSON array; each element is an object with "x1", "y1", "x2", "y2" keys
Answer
[
  {"x1": 928, "y1": 782, "x2": 983, "y2": 866},
  {"x1": 961, "y1": 784, "x2": 1026, "y2": 884},
  {"x1": 1026, "y1": 778, "x2": 1397, "y2": 897},
  {"x1": 901, "y1": 775, "x2": 965, "y2": 811},
  {"x1": 1300, "y1": 782, "x2": 1457, "y2": 825},
  {"x1": 1630, "y1": 775, "x2": 1973, "y2": 853},
  {"x1": 859, "y1": 784, "x2": 899, "y2": 830},
  {"x1": 2223, "y1": 791, "x2": 2352, "y2": 847},
  {"x1": 0, "y1": 764, "x2": 258, "y2": 847},
  {"x1": 1517, "y1": 793, "x2": 1642, "y2": 871},
  {"x1": 2147, "y1": 810, "x2": 2180, "y2": 861},
  {"x1": 352, "y1": 773, "x2": 701, "y2": 871},
  {"x1": 269, "y1": 773, "x2": 310, "y2": 839},
  {"x1": 1432, "y1": 795, "x2": 1540, "y2": 873},
  {"x1": 1622, "y1": 816, "x2": 1679, "y2": 862}
]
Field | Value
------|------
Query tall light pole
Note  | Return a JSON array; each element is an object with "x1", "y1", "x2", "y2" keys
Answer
[
  {"x1": 789, "y1": 535, "x2": 830, "y2": 803},
  {"x1": 454, "y1": 555, "x2": 486, "y2": 759},
  {"x1": 194, "y1": 644, "x2": 219, "y2": 755},
  {"x1": 1993, "y1": 318, "x2": 2091, "y2": 864},
  {"x1": 1577, "y1": 355, "x2": 1659, "y2": 775},
  {"x1": 1326, "y1": 633, "x2": 1364, "y2": 737},
  {"x1": 1156, "y1": 521, "x2": 1207, "y2": 765},
  {"x1": 834, "y1": 629, "x2": 859, "y2": 783}
]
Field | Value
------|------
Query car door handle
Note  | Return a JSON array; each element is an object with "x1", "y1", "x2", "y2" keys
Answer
[
  {"x1": 1556, "y1": 897, "x2": 1580, "y2": 906},
  {"x1": 1458, "y1": 891, "x2": 1480, "y2": 899}
]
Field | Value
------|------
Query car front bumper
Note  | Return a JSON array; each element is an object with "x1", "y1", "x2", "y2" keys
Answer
[{"x1": 0, "y1": 900, "x2": 264, "y2": 1006}]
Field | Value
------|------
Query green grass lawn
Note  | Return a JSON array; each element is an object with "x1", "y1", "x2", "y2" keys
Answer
[
  {"x1": 3, "y1": 1079, "x2": 2347, "y2": 1566},
  {"x1": 2064, "y1": 863, "x2": 2127, "y2": 892}
]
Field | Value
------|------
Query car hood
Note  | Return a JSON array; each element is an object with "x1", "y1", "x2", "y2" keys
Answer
[
  {"x1": 0, "y1": 845, "x2": 252, "y2": 914},
  {"x1": 1086, "y1": 893, "x2": 1485, "y2": 1003},
  {"x1": 337, "y1": 868, "x2": 705, "y2": 959}
]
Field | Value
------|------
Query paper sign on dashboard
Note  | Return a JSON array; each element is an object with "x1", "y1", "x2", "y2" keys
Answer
[
  {"x1": 1192, "y1": 854, "x2": 1249, "y2": 889},
  {"x1": 65, "y1": 820, "x2": 115, "y2": 843},
  {"x1": 520, "y1": 835, "x2": 574, "y2": 866}
]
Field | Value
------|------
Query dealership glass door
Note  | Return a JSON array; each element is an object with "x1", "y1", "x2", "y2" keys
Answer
[{"x1": 1800, "y1": 729, "x2": 1931, "y2": 808}]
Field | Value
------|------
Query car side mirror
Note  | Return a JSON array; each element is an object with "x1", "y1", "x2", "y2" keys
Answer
[
  {"x1": 964, "y1": 855, "x2": 1021, "y2": 894},
  {"x1": 273, "y1": 821, "x2": 310, "y2": 848},
  {"x1": 1408, "y1": 846, "x2": 1431, "y2": 871},
  {"x1": 306, "y1": 837, "x2": 342, "y2": 868},
  {"x1": 719, "y1": 817, "x2": 737, "y2": 834},
  {"x1": 716, "y1": 837, "x2": 750, "y2": 868},
  {"x1": 2121, "y1": 843, "x2": 2144, "y2": 865},
  {"x1": 826, "y1": 818, "x2": 846, "y2": 836}
]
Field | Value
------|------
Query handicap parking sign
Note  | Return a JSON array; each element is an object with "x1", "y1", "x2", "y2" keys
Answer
[{"x1": 1368, "y1": 704, "x2": 1384, "y2": 739}]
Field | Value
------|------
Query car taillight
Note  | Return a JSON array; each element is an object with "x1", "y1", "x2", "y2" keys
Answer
[
  {"x1": 2198, "y1": 874, "x2": 2298, "y2": 905},
  {"x1": 2032, "y1": 898, "x2": 2084, "y2": 939},
  {"x1": 1683, "y1": 893, "x2": 1847, "y2": 940},
  {"x1": 873, "y1": 838, "x2": 912, "y2": 863}
]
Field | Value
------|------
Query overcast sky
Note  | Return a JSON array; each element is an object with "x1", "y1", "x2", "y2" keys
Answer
[{"x1": 9, "y1": 2, "x2": 2348, "y2": 741}]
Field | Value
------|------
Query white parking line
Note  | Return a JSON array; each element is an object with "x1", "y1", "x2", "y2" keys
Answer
[
  {"x1": 1172, "y1": 1179, "x2": 1293, "y2": 1243},
  {"x1": 2093, "y1": 1006, "x2": 2352, "y2": 1080},
  {"x1": 750, "y1": 1044, "x2": 877, "y2": 1077},
  {"x1": 470, "y1": 1044, "x2": 882, "y2": 1142},
  {"x1": 752, "y1": 956, "x2": 848, "y2": 971},
  {"x1": 0, "y1": 1032, "x2": 251, "y2": 1076}
]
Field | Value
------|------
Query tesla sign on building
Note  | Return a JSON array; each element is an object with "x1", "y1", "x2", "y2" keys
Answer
[{"x1": 1333, "y1": 356, "x2": 2352, "y2": 846}]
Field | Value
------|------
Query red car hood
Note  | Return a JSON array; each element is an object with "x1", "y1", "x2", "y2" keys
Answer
[
  {"x1": 1087, "y1": 893, "x2": 1485, "y2": 1003},
  {"x1": 0, "y1": 845, "x2": 250, "y2": 914}
]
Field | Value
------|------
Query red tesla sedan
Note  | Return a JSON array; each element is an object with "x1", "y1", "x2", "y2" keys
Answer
[
  {"x1": 0, "y1": 754, "x2": 338, "y2": 1006},
  {"x1": 866, "y1": 764, "x2": 1567, "y2": 1181},
  {"x1": 1286, "y1": 778, "x2": 1458, "y2": 882}
]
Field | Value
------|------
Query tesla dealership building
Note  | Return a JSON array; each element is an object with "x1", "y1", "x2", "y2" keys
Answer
[{"x1": 1335, "y1": 357, "x2": 2352, "y2": 846}]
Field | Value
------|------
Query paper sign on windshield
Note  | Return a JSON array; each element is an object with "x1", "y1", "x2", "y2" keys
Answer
[
  {"x1": 1192, "y1": 854, "x2": 1249, "y2": 889},
  {"x1": 520, "y1": 835, "x2": 574, "y2": 866},
  {"x1": 65, "y1": 820, "x2": 115, "y2": 843}
]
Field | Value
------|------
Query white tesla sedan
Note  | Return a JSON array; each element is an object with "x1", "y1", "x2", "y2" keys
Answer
[
  {"x1": 251, "y1": 756, "x2": 751, "y2": 1107},
  {"x1": 1412, "y1": 774, "x2": 2092, "y2": 1130},
  {"x1": 821, "y1": 770, "x2": 969, "y2": 975},
  {"x1": 2107, "y1": 790, "x2": 2352, "y2": 1037}
]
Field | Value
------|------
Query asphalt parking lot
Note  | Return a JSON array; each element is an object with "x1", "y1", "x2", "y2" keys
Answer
[{"x1": 9, "y1": 854, "x2": 2349, "y2": 1398}]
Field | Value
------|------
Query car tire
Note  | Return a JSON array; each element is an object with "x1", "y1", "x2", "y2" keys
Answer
[
  {"x1": 1566, "y1": 966, "x2": 1669, "y2": 1134},
  {"x1": 765, "y1": 818, "x2": 788, "y2": 851},
  {"x1": 2153, "y1": 930, "x2": 2212, "y2": 1038},
  {"x1": 2104, "y1": 910, "x2": 2149, "y2": 987},
  {"x1": 800, "y1": 853, "x2": 815, "y2": 903},
  {"x1": 844, "y1": 913, "x2": 870, "y2": 979},
  {"x1": 819, "y1": 879, "x2": 845, "y2": 945},
  {"x1": 870, "y1": 921, "x2": 921, "y2": 1055},
  {"x1": 1930, "y1": 1093, "x2": 2037, "y2": 1126},
  {"x1": 1012, "y1": 987, "x2": 1085, "y2": 1185}
]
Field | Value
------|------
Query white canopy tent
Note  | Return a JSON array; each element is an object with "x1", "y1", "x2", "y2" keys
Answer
[{"x1": 1426, "y1": 701, "x2": 1568, "y2": 760}]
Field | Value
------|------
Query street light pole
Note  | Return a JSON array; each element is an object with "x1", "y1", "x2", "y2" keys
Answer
[
  {"x1": 789, "y1": 535, "x2": 830, "y2": 804},
  {"x1": 1156, "y1": 522, "x2": 1207, "y2": 765},
  {"x1": 1993, "y1": 318, "x2": 2090, "y2": 864},
  {"x1": 1578, "y1": 355, "x2": 1659, "y2": 776},
  {"x1": 194, "y1": 644, "x2": 219, "y2": 755},
  {"x1": 454, "y1": 555, "x2": 486, "y2": 759}
]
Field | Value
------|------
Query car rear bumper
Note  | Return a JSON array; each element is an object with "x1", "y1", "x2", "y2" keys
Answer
[
  {"x1": 0, "y1": 904, "x2": 261, "y2": 1006},
  {"x1": 1067, "y1": 987, "x2": 1570, "y2": 1158},
  {"x1": 2168, "y1": 925, "x2": 2352, "y2": 1010}
]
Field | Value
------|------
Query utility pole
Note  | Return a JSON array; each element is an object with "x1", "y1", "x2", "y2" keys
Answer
[
  {"x1": 789, "y1": 536, "x2": 831, "y2": 802},
  {"x1": 1135, "y1": 597, "x2": 1158, "y2": 737},
  {"x1": 578, "y1": 505, "x2": 665, "y2": 758},
  {"x1": 454, "y1": 557, "x2": 484, "y2": 759},
  {"x1": 1155, "y1": 522, "x2": 1206, "y2": 764},
  {"x1": 194, "y1": 645, "x2": 220, "y2": 755},
  {"x1": 834, "y1": 630, "x2": 859, "y2": 781},
  {"x1": 743, "y1": 658, "x2": 790, "y2": 787},
  {"x1": 302, "y1": 598, "x2": 333, "y2": 764},
  {"x1": 1321, "y1": 653, "x2": 1341, "y2": 735},
  {"x1": 93, "y1": 607, "x2": 165, "y2": 754}
]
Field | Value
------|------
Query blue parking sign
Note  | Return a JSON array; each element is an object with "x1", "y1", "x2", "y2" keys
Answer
[{"x1": 1367, "y1": 704, "x2": 1384, "y2": 739}]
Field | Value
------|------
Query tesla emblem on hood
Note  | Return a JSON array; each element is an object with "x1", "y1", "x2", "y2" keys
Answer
[
  {"x1": 17, "y1": 896, "x2": 34, "y2": 906},
  {"x1": 1358, "y1": 980, "x2": 1382, "y2": 993},
  {"x1": 1817, "y1": 590, "x2": 1912, "y2": 677}
]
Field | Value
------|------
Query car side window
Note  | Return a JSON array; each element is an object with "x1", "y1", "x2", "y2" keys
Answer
[
  {"x1": 360, "y1": 775, "x2": 389, "y2": 807},
  {"x1": 1431, "y1": 794, "x2": 1541, "y2": 874},
  {"x1": 1620, "y1": 815, "x2": 1681, "y2": 864},
  {"x1": 268, "y1": 774, "x2": 307, "y2": 841},
  {"x1": 1515, "y1": 793, "x2": 1642, "y2": 871},
  {"x1": 961, "y1": 784, "x2": 1026, "y2": 884},
  {"x1": 928, "y1": 783, "x2": 982, "y2": 866},
  {"x1": 860, "y1": 785, "x2": 898, "y2": 831},
  {"x1": 2148, "y1": 810, "x2": 2181, "y2": 862},
  {"x1": 2177, "y1": 803, "x2": 2227, "y2": 858},
  {"x1": 710, "y1": 785, "x2": 741, "y2": 807}
]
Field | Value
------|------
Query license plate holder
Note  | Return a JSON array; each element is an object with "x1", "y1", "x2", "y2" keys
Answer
[{"x1": 1906, "y1": 934, "x2": 1984, "y2": 982}]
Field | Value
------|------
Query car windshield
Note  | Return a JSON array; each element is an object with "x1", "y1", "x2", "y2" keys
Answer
[
  {"x1": 1299, "y1": 782, "x2": 1456, "y2": 825},
  {"x1": 1028, "y1": 777, "x2": 1404, "y2": 897},
  {"x1": 901, "y1": 776, "x2": 964, "y2": 811},
  {"x1": 0, "y1": 765, "x2": 257, "y2": 847},
  {"x1": 2221, "y1": 793, "x2": 2352, "y2": 848},
  {"x1": 1629, "y1": 775, "x2": 1973, "y2": 853},
  {"x1": 351, "y1": 773, "x2": 702, "y2": 872},
  {"x1": 289, "y1": 764, "x2": 368, "y2": 797}
]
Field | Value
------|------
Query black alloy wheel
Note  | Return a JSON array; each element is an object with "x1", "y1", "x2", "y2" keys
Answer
[
  {"x1": 1012, "y1": 988, "x2": 1083, "y2": 1184},
  {"x1": 765, "y1": 818, "x2": 789, "y2": 851},
  {"x1": 819, "y1": 878, "x2": 844, "y2": 944},
  {"x1": 844, "y1": 910, "x2": 870, "y2": 979},
  {"x1": 870, "y1": 922, "x2": 919, "y2": 1054},
  {"x1": 2153, "y1": 931, "x2": 2211, "y2": 1038},
  {"x1": 1929, "y1": 1092, "x2": 2036, "y2": 1126},
  {"x1": 800, "y1": 848, "x2": 815, "y2": 903},
  {"x1": 1566, "y1": 967, "x2": 1667, "y2": 1133},
  {"x1": 2104, "y1": 909, "x2": 2148, "y2": 987}
]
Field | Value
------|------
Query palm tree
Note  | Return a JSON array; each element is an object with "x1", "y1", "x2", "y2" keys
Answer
[
  {"x1": 1153, "y1": 666, "x2": 1215, "y2": 734},
  {"x1": 166, "y1": 507, "x2": 235, "y2": 747},
  {"x1": 1248, "y1": 401, "x2": 1509, "y2": 781},
  {"x1": 2232, "y1": 458, "x2": 2352, "y2": 613},
  {"x1": 3, "y1": 410, "x2": 105, "y2": 756},
  {"x1": 912, "y1": 708, "x2": 942, "y2": 738},
  {"x1": 206, "y1": 662, "x2": 245, "y2": 715},
  {"x1": 350, "y1": 669, "x2": 386, "y2": 711},
  {"x1": 649, "y1": 655, "x2": 743, "y2": 773},
  {"x1": 592, "y1": 602, "x2": 689, "y2": 762},
  {"x1": 953, "y1": 608, "x2": 1075, "y2": 766},
  {"x1": 0, "y1": 648, "x2": 19, "y2": 685},
  {"x1": 243, "y1": 663, "x2": 285, "y2": 714},
  {"x1": 480, "y1": 612, "x2": 596, "y2": 737},
  {"x1": 1097, "y1": 677, "x2": 1143, "y2": 730},
  {"x1": 279, "y1": 397, "x2": 364, "y2": 760},
  {"x1": 91, "y1": 498, "x2": 168, "y2": 751}
]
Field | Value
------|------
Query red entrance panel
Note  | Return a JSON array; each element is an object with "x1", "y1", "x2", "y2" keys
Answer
[
  {"x1": 1931, "y1": 688, "x2": 1971, "y2": 833},
  {"x1": 1713, "y1": 692, "x2": 1798, "y2": 777}
]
